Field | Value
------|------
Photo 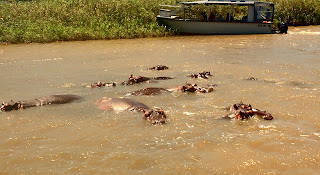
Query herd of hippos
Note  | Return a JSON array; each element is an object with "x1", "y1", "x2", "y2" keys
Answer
[{"x1": 1, "y1": 65, "x2": 273, "y2": 125}]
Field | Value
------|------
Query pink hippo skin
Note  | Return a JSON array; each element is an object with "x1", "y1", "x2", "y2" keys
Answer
[{"x1": 97, "y1": 97, "x2": 167, "y2": 124}]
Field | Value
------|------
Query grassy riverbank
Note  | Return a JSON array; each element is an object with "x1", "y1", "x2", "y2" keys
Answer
[
  {"x1": 0, "y1": 0, "x2": 177, "y2": 43},
  {"x1": 1, "y1": 0, "x2": 320, "y2": 44}
]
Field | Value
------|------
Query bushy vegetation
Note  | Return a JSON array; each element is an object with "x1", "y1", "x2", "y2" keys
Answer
[
  {"x1": 0, "y1": 0, "x2": 319, "y2": 44},
  {"x1": 0, "y1": 0, "x2": 178, "y2": 43},
  {"x1": 272, "y1": 0, "x2": 320, "y2": 26}
]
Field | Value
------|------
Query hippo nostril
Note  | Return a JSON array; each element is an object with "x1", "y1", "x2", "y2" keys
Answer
[{"x1": 160, "y1": 118, "x2": 166, "y2": 124}]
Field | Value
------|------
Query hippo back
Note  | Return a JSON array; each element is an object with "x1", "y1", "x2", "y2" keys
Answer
[
  {"x1": 37, "y1": 95, "x2": 82, "y2": 105},
  {"x1": 126, "y1": 87, "x2": 168, "y2": 96},
  {"x1": 97, "y1": 97, "x2": 150, "y2": 112}
]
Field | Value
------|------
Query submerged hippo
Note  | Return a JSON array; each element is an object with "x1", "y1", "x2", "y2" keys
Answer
[
  {"x1": 166, "y1": 83, "x2": 215, "y2": 93},
  {"x1": 173, "y1": 83, "x2": 215, "y2": 93},
  {"x1": 224, "y1": 102, "x2": 273, "y2": 120},
  {"x1": 97, "y1": 97, "x2": 167, "y2": 124},
  {"x1": 188, "y1": 71, "x2": 212, "y2": 79},
  {"x1": 148, "y1": 65, "x2": 169, "y2": 70},
  {"x1": 88, "y1": 81, "x2": 116, "y2": 88},
  {"x1": 1, "y1": 94, "x2": 82, "y2": 112},
  {"x1": 245, "y1": 77, "x2": 259, "y2": 81},
  {"x1": 126, "y1": 83, "x2": 216, "y2": 96},
  {"x1": 126, "y1": 87, "x2": 169, "y2": 96},
  {"x1": 244, "y1": 77, "x2": 277, "y2": 83},
  {"x1": 121, "y1": 74, "x2": 173, "y2": 85}
]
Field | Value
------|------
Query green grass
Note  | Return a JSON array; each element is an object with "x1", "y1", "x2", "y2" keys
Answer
[
  {"x1": 0, "y1": 0, "x2": 319, "y2": 44},
  {"x1": 0, "y1": 0, "x2": 178, "y2": 43}
]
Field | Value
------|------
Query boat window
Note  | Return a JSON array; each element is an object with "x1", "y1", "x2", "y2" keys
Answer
[
  {"x1": 255, "y1": 3, "x2": 274, "y2": 22},
  {"x1": 185, "y1": 4, "x2": 248, "y2": 22}
]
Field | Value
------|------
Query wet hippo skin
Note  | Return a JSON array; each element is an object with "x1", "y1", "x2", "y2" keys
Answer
[
  {"x1": 126, "y1": 87, "x2": 169, "y2": 96},
  {"x1": 97, "y1": 97, "x2": 167, "y2": 124},
  {"x1": 88, "y1": 82, "x2": 116, "y2": 88},
  {"x1": 121, "y1": 74, "x2": 173, "y2": 85},
  {"x1": 148, "y1": 65, "x2": 169, "y2": 70},
  {"x1": 187, "y1": 71, "x2": 212, "y2": 79},
  {"x1": 1, "y1": 94, "x2": 82, "y2": 112},
  {"x1": 126, "y1": 83, "x2": 215, "y2": 96}
]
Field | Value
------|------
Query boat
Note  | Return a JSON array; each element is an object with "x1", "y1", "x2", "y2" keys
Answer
[{"x1": 156, "y1": 0, "x2": 277, "y2": 34}]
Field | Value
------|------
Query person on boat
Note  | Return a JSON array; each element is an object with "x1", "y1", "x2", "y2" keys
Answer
[
  {"x1": 199, "y1": 12, "x2": 207, "y2": 22},
  {"x1": 266, "y1": 9, "x2": 272, "y2": 21},
  {"x1": 217, "y1": 15, "x2": 223, "y2": 22},
  {"x1": 199, "y1": 13, "x2": 204, "y2": 22},
  {"x1": 242, "y1": 16, "x2": 248, "y2": 22},
  {"x1": 226, "y1": 13, "x2": 234, "y2": 21},
  {"x1": 208, "y1": 12, "x2": 215, "y2": 22}
]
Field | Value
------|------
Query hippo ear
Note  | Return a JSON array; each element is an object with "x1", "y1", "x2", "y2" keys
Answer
[
  {"x1": 178, "y1": 85, "x2": 185, "y2": 92},
  {"x1": 0, "y1": 103, "x2": 5, "y2": 111},
  {"x1": 233, "y1": 104, "x2": 238, "y2": 110}
]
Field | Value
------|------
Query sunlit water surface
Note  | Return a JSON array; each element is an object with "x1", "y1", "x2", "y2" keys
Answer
[{"x1": 1, "y1": 26, "x2": 320, "y2": 174}]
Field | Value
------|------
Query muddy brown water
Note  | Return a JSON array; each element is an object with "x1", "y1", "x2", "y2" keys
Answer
[{"x1": 1, "y1": 26, "x2": 320, "y2": 174}]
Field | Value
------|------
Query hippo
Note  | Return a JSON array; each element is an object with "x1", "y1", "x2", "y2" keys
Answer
[
  {"x1": 126, "y1": 83, "x2": 216, "y2": 96},
  {"x1": 224, "y1": 102, "x2": 273, "y2": 120},
  {"x1": 96, "y1": 97, "x2": 166, "y2": 124},
  {"x1": 126, "y1": 87, "x2": 169, "y2": 96},
  {"x1": 167, "y1": 83, "x2": 215, "y2": 93},
  {"x1": 148, "y1": 65, "x2": 169, "y2": 70},
  {"x1": 121, "y1": 74, "x2": 173, "y2": 85},
  {"x1": 188, "y1": 71, "x2": 212, "y2": 79},
  {"x1": 244, "y1": 77, "x2": 276, "y2": 83},
  {"x1": 245, "y1": 77, "x2": 312, "y2": 89},
  {"x1": 245, "y1": 77, "x2": 259, "y2": 81},
  {"x1": 1, "y1": 94, "x2": 82, "y2": 112},
  {"x1": 88, "y1": 81, "x2": 116, "y2": 88}
]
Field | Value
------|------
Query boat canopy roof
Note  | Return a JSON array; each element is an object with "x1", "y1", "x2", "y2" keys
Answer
[{"x1": 179, "y1": 0, "x2": 273, "y2": 6}]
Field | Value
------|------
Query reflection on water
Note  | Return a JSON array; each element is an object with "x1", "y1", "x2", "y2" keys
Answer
[{"x1": 1, "y1": 26, "x2": 320, "y2": 174}]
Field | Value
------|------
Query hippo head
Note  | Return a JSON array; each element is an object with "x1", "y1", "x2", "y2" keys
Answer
[
  {"x1": 262, "y1": 113, "x2": 273, "y2": 120},
  {"x1": 229, "y1": 102, "x2": 252, "y2": 112},
  {"x1": 143, "y1": 108, "x2": 167, "y2": 124},
  {"x1": 179, "y1": 83, "x2": 198, "y2": 92},
  {"x1": 235, "y1": 110, "x2": 254, "y2": 119},
  {"x1": 0, "y1": 101, "x2": 22, "y2": 112}
]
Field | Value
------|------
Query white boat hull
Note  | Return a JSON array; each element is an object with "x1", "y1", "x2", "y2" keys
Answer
[{"x1": 157, "y1": 16, "x2": 273, "y2": 34}]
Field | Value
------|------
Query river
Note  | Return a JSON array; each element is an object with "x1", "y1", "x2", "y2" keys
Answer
[{"x1": 1, "y1": 26, "x2": 320, "y2": 174}]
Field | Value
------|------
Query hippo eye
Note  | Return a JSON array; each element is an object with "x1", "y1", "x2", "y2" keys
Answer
[{"x1": 144, "y1": 112, "x2": 151, "y2": 117}]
